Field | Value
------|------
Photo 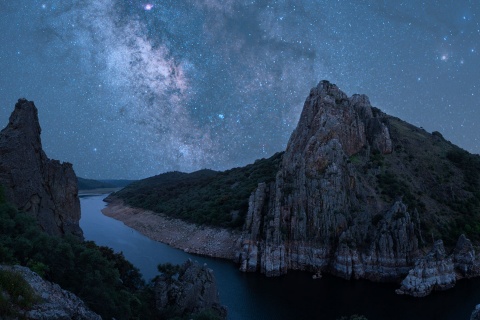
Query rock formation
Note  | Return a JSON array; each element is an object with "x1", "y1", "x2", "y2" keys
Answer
[
  {"x1": 471, "y1": 304, "x2": 480, "y2": 320},
  {"x1": 395, "y1": 240, "x2": 456, "y2": 297},
  {"x1": 154, "y1": 259, "x2": 227, "y2": 319},
  {"x1": 236, "y1": 80, "x2": 480, "y2": 290},
  {"x1": 237, "y1": 81, "x2": 417, "y2": 279},
  {"x1": 0, "y1": 99, "x2": 82, "y2": 237},
  {"x1": 0, "y1": 265, "x2": 101, "y2": 320}
]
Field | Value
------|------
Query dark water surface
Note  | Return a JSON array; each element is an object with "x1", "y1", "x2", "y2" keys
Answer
[{"x1": 80, "y1": 194, "x2": 480, "y2": 320}]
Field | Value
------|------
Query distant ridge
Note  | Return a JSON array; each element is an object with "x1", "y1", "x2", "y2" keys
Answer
[{"x1": 77, "y1": 177, "x2": 135, "y2": 190}]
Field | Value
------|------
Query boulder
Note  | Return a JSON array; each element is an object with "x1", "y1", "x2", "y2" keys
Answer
[{"x1": 154, "y1": 259, "x2": 227, "y2": 319}]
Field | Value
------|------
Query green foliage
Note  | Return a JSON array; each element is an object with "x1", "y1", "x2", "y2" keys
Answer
[
  {"x1": 0, "y1": 269, "x2": 38, "y2": 316},
  {"x1": 158, "y1": 262, "x2": 181, "y2": 279},
  {"x1": 376, "y1": 171, "x2": 417, "y2": 209},
  {"x1": 446, "y1": 149, "x2": 480, "y2": 190},
  {"x1": 0, "y1": 200, "x2": 157, "y2": 320},
  {"x1": 114, "y1": 152, "x2": 283, "y2": 229}
]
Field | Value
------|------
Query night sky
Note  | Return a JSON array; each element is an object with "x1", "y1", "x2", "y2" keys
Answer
[{"x1": 0, "y1": 1, "x2": 479, "y2": 179}]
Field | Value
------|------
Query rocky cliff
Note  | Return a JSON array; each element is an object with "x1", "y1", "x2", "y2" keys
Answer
[
  {"x1": 154, "y1": 259, "x2": 227, "y2": 319},
  {"x1": 0, "y1": 99, "x2": 82, "y2": 237},
  {"x1": 237, "y1": 80, "x2": 480, "y2": 288}
]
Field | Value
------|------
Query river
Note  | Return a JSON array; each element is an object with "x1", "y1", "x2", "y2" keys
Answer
[{"x1": 80, "y1": 194, "x2": 480, "y2": 320}]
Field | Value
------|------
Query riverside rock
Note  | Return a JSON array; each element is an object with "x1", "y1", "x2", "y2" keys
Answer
[
  {"x1": 0, "y1": 265, "x2": 101, "y2": 320},
  {"x1": 395, "y1": 240, "x2": 456, "y2": 297},
  {"x1": 0, "y1": 99, "x2": 81, "y2": 237},
  {"x1": 238, "y1": 80, "x2": 418, "y2": 280},
  {"x1": 237, "y1": 80, "x2": 480, "y2": 290},
  {"x1": 154, "y1": 259, "x2": 227, "y2": 319}
]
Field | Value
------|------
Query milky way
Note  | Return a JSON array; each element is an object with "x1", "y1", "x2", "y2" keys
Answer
[{"x1": 0, "y1": 1, "x2": 479, "y2": 179}]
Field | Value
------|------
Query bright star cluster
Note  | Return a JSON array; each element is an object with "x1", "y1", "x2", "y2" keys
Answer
[{"x1": 0, "y1": 0, "x2": 479, "y2": 179}]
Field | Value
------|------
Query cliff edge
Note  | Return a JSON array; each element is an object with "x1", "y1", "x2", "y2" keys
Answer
[{"x1": 0, "y1": 99, "x2": 82, "y2": 237}]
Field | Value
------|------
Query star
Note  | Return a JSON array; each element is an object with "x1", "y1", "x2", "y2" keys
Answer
[{"x1": 143, "y1": 4, "x2": 154, "y2": 11}]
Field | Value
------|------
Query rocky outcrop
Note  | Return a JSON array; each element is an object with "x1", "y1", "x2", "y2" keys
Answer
[
  {"x1": 453, "y1": 234, "x2": 478, "y2": 278},
  {"x1": 396, "y1": 234, "x2": 480, "y2": 297},
  {"x1": 0, "y1": 265, "x2": 101, "y2": 320},
  {"x1": 471, "y1": 304, "x2": 480, "y2": 320},
  {"x1": 0, "y1": 99, "x2": 81, "y2": 237},
  {"x1": 395, "y1": 240, "x2": 456, "y2": 297},
  {"x1": 154, "y1": 259, "x2": 227, "y2": 319},
  {"x1": 237, "y1": 80, "x2": 418, "y2": 280}
]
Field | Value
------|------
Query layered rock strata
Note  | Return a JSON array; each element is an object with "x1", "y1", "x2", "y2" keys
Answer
[
  {"x1": 237, "y1": 80, "x2": 417, "y2": 280},
  {"x1": 154, "y1": 259, "x2": 227, "y2": 319},
  {"x1": 0, "y1": 99, "x2": 81, "y2": 236}
]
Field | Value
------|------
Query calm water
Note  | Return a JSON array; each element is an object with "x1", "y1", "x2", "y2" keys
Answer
[{"x1": 80, "y1": 194, "x2": 480, "y2": 320}]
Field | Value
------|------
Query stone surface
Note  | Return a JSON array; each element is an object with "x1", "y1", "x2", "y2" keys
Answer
[
  {"x1": 237, "y1": 80, "x2": 418, "y2": 280},
  {"x1": 0, "y1": 265, "x2": 101, "y2": 320},
  {"x1": 471, "y1": 304, "x2": 480, "y2": 320},
  {"x1": 395, "y1": 240, "x2": 456, "y2": 297},
  {"x1": 453, "y1": 233, "x2": 478, "y2": 278},
  {"x1": 154, "y1": 259, "x2": 227, "y2": 319},
  {"x1": 0, "y1": 99, "x2": 82, "y2": 237}
]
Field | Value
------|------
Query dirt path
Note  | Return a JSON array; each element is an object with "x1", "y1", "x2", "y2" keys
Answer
[{"x1": 101, "y1": 199, "x2": 240, "y2": 260}]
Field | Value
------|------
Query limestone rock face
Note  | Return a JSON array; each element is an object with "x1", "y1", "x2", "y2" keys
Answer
[
  {"x1": 154, "y1": 259, "x2": 227, "y2": 319},
  {"x1": 0, "y1": 99, "x2": 82, "y2": 237},
  {"x1": 237, "y1": 80, "x2": 417, "y2": 280},
  {"x1": 395, "y1": 240, "x2": 456, "y2": 297},
  {"x1": 0, "y1": 265, "x2": 101, "y2": 320},
  {"x1": 453, "y1": 234, "x2": 478, "y2": 278}
]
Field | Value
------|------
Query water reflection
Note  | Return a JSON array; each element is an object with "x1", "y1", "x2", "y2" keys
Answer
[{"x1": 80, "y1": 194, "x2": 480, "y2": 320}]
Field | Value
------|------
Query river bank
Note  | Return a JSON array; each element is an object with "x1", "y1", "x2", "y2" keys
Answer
[{"x1": 101, "y1": 198, "x2": 240, "y2": 260}]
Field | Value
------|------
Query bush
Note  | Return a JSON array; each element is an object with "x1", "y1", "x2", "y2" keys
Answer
[
  {"x1": 0, "y1": 198, "x2": 156, "y2": 320},
  {"x1": 0, "y1": 269, "x2": 38, "y2": 316}
]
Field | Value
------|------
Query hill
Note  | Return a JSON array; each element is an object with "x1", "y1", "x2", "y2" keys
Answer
[{"x1": 108, "y1": 153, "x2": 283, "y2": 229}]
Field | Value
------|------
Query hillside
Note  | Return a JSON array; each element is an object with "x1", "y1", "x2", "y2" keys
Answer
[
  {"x1": 108, "y1": 153, "x2": 283, "y2": 229},
  {"x1": 108, "y1": 81, "x2": 480, "y2": 295}
]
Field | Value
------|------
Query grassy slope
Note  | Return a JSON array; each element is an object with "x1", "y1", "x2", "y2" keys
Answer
[
  {"x1": 350, "y1": 113, "x2": 480, "y2": 247},
  {"x1": 110, "y1": 152, "x2": 283, "y2": 229}
]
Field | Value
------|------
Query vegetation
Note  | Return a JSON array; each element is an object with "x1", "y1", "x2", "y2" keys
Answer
[
  {"x1": 0, "y1": 269, "x2": 38, "y2": 318},
  {"x1": 0, "y1": 191, "x2": 157, "y2": 319},
  {"x1": 361, "y1": 117, "x2": 480, "y2": 247},
  {"x1": 113, "y1": 152, "x2": 283, "y2": 229}
]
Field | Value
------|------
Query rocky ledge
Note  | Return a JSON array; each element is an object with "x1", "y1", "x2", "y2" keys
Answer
[{"x1": 0, "y1": 265, "x2": 101, "y2": 320}]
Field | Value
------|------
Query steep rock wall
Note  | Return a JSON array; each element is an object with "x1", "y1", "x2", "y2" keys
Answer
[
  {"x1": 0, "y1": 99, "x2": 82, "y2": 237},
  {"x1": 237, "y1": 81, "x2": 420, "y2": 280}
]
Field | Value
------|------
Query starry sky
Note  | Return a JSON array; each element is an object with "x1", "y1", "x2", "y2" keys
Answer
[{"x1": 0, "y1": 0, "x2": 479, "y2": 179}]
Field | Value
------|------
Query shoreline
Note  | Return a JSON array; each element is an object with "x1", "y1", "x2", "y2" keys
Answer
[{"x1": 101, "y1": 199, "x2": 240, "y2": 260}]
